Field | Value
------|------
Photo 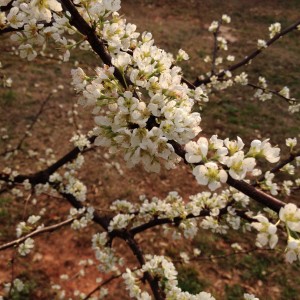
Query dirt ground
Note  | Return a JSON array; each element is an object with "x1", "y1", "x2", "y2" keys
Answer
[{"x1": 0, "y1": 0, "x2": 300, "y2": 299}]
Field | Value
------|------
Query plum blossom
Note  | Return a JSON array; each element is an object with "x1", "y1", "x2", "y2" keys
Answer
[
  {"x1": 251, "y1": 215, "x2": 278, "y2": 248},
  {"x1": 224, "y1": 136, "x2": 244, "y2": 155},
  {"x1": 279, "y1": 203, "x2": 300, "y2": 232},
  {"x1": 248, "y1": 139, "x2": 280, "y2": 163},
  {"x1": 185, "y1": 137, "x2": 208, "y2": 163},
  {"x1": 285, "y1": 237, "x2": 300, "y2": 263},
  {"x1": 193, "y1": 162, "x2": 227, "y2": 191},
  {"x1": 225, "y1": 151, "x2": 256, "y2": 180},
  {"x1": 244, "y1": 294, "x2": 260, "y2": 300},
  {"x1": 30, "y1": 0, "x2": 62, "y2": 23},
  {"x1": 18, "y1": 238, "x2": 35, "y2": 256},
  {"x1": 263, "y1": 171, "x2": 278, "y2": 195},
  {"x1": 257, "y1": 39, "x2": 267, "y2": 49},
  {"x1": 269, "y1": 22, "x2": 281, "y2": 38},
  {"x1": 286, "y1": 137, "x2": 297, "y2": 149}
]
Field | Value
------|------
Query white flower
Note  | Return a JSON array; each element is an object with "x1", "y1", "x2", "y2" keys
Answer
[
  {"x1": 244, "y1": 293, "x2": 260, "y2": 300},
  {"x1": 70, "y1": 134, "x2": 91, "y2": 150},
  {"x1": 279, "y1": 86, "x2": 290, "y2": 98},
  {"x1": 224, "y1": 136, "x2": 244, "y2": 155},
  {"x1": 264, "y1": 171, "x2": 278, "y2": 195},
  {"x1": 231, "y1": 243, "x2": 242, "y2": 251},
  {"x1": 269, "y1": 22, "x2": 281, "y2": 38},
  {"x1": 251, "y1": 215, "x2": 278, "y2": 248},
  {"x1": 208, "y1": 20, "x2": 219, "y2": 32},
  {"x1": 209, "y1": 135, "x2": 228, "y2": 162},
  {"x1": 18, "y1": 238, "x2": 35, "y2": 256},
  {"x1": 217, "y1": 36, "x2": 228, "y2": 50},
  {"x1": 225, "y1": 151, "x2": 256, "y2": 180},
  {"x1": 285, "y1": 238, "x2": 300, "y2": 263},
  {"x1": 185, "y1": 137, "x2": 208, "y2": 163},
  {"x1": 281, "y1": 163, "x2": 295, "y2": 175},
  {"x1": 65, "y1": 178, "x2": 87, "y2": 202},
  {"x1": 177, "y1": 49, "x2": 189, "y2": 61},
  {"x1": 7, "y1": 7, "x2": 24, "y2": 29},
  {"x1": 257, "y1": 39, "x2": 267, "y2": 49},
  {"x1": 112, "y1": 52, "x2": 132, "y2": 70},
  {"x1": 286, "y1": 137, "x2": 297, "y2": 149},
  {"x1": 193, "y1": 162, "x2": 227, "y2": 191},
  {"x1": 221, "y1": 14, "x2": 231, "y2": 24},
  {"x1": 226, "y1": 55, "x2": 235, "y2": 61},
  {"x1": 13, "y1": 278, "x2": 24, "y2": 292},
  {"x1": 234, "y1": 72, "x2": 248, "y2": 85},
  {"x1": 108, "y1": 214, "x2": 135, "y2": 231},
  {"x1": 248, "y1": 139, "x2": 280, "y2": 163},
  {"x1": 279, "y1": 203, "x2": 300, "y2": 232},
  {"x1": 31, "y1": 0, "x2": 62, "y2": 23},
  {"x1": 179, "y1": 252, "x2": 190, "y2": 263},
  {"x1": 19, "y1": 44, "x2": 37, "y2": 61},
  {"x1": 71, "y1": 68, "x2": 88, "y2": 91},
  {"x1": 27, "y1": 215, "x2": 41, "y2": 224}
]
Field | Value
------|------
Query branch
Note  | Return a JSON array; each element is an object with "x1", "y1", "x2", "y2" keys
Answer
[
  {"x1": 1, "y1": 93, "x2": 52, "y2": 156},
  {"x1": 226, "y1": 175, "x2": 284, "y2": 213},
  {"x1": 173, "y1": 247, "x2": 276, "y2": 263},
  {"x1": 130, "y1": 202, "x2": 234, "y2": 236},
  {"x1": 247, "y1": 82, "x2": 298, "y2": 104},
  {"x1": 60, "y1": 0, "x2": 128, "y2": 88},
  {"x1": 0, "y1": 21, "x2": 53, "y2": 36},
  {"x1": 211, "y1": 20, "x2": 222, "y2": 75},
  {"x1": 0, "y1": 217, "x2": 76, "y2": 251},
  {"x1": 83, "y1": 271, "x2": 131, "y2": 300},
  {"x1": 194, "y1": 19, "x2": 300, "y2": 86},
  {"x1": 0, "y1": 135, "x2": 96, "y2": 185},
  {"x1": 168, "y1": 142, "x2": 286, "y2": 213},
  {"x1": 58, "y1": 188, "x2": 164, "y2": 299},
  {"x1": 254, "y1": 150, "x2": 300, "y2": 186}
]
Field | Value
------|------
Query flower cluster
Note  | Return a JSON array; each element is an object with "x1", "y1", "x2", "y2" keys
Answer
[
  {"x1": 73, "y1": 46, "x2": 203, "y2": 172},
  {"x1": 92, "y1": 232, "x2": 123, "y2": 272},
  {"x1": 185, "y1": 135, "x2": 280, "y2": 191},
  {"x1": 16, "y1": 215, "x2": 42, "y2": 237},
  {"x1": 123, "y1": 255, "x2": 216, "y2": 300}
]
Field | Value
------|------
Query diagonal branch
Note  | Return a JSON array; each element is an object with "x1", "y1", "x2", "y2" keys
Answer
[
  {"x1": 247, "y1": 82, "x2": 298, "y2": 104},
  {"x1": 194, "y1": 19, "x2": 300, "y2": 86},
  {"x1": 254, "y1": 150, "x2": 300, "y2": 186},
  {"x1": 1, "y1": 93, "x2": 52, "y2": 156},
  {"x1": 0, "y1": 217, "x2": 76, "y2": 251}
]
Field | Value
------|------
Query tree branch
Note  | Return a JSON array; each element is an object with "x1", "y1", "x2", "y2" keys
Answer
[
  {"x1": 0, "y1": 217, "x2": 76, "y2": 251},
  {"x1": 194, "y1": 19, "x2": 300, "y2": 86},
  {"x1": 254, "y1": 150, "x2": 300, "y2": 186},
  {"x1": 1, "y1": 93, "x2": 52, "y2": 156}
]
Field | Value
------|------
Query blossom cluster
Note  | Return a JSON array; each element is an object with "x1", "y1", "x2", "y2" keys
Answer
[
  {"x1": 92, "y1": 232, "x2": 123, "y2": 273},
  {"x1": 123, "y1": 255, "x2": 215, "y2": 300},
  {"x1": 72, "y1": 39, "x2": 204, "y2": 172},
  {"x1": 0, "y1": 0, "x2": 78, "y2": 61},
  {"x1": 185, "y1": 135, "x2": 280, "y2": 191}
]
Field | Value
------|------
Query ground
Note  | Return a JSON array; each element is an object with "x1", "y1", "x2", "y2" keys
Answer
[{"x1": 0, "y1": 0, "x2": 300, "y2": 299}]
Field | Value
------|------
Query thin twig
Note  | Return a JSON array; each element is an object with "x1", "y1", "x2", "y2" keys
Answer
[
  {"x1": 253, "y1": 150, "x2": 300, "y2": 186},
  {"x1": 83, "y1": 270, "x2": 138, "y2": 300},
  {"x1": 173, "y1": 247, "x2": 276, "y2": 263},
  {"x1": 0, "y1": 217, "x2": 76, "y2": 251},
  {"x1": 1, "y1": 93, "x2": 52, "y2": 156},
  {"x1": 247, "y1": 82, "x2": 298, "y2": 104},
  {"x1": 211, "y1": 19, "x2": 222, "y2": 75},
  {"x1": 194, "y1": 19, "x2": 300, "y2": 86}
]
